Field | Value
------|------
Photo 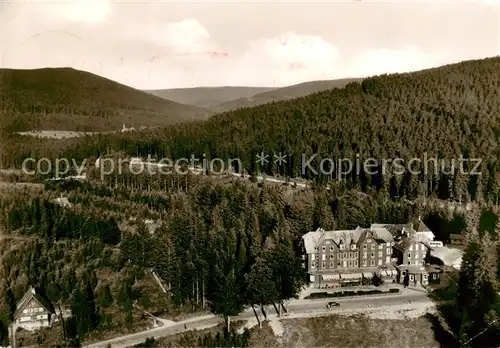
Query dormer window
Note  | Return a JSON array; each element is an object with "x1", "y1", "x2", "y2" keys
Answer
[
  {"x1": 351, "y1": 244, "x2": 356, "y2": 250},
  {"x1": 339, "y1": 239, "x2": 345, "y2": 250},
  {"x1": 330, "y1": 246, "x2": 335, "y2": 252},
  {"x1": 378, "y1": 244, "x2": 383, "y2": 249}
]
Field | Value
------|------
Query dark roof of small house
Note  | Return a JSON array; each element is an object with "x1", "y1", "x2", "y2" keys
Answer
[
  {"x1": 450, "y1": 234, "x2": 465, "y2": 239},
  {"x1": 14, "y1": 286, "x2": 55, "y2": 319}
]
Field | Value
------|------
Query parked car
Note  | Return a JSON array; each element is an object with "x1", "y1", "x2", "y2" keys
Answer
[{"x1": 326, "y1": 301, "x2": 340, "y2": 309}]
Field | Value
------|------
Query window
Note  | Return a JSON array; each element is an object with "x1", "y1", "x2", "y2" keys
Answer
[
  {"x1": 330, "y1": 246, "x2": 335, "y2": 252},
  {"x1": 363, "y1": 260, "x2": 367, "y2": 266},
  {"x1": 314, "y1": 246, "x2": 318, "y2": 251},
  {"x1": 311, "y1": 262, "x2": 316, "y2": 268},
  {"x1": 329, "y1": 261, "x2": 334, "y2": 268},
  {"x1": 415, "y1": 260, "x2": 420, "y2": 265},
  {"x1": 386, "y1": 248, "x2": 391, "y2": 255},
  {"x1": 322, "y1": 246, "x2": 326, "y2": 252},
  {"x1": 36, "y1": 314, "x2": 47, "y2": 320},
  {"x1": 338, "y1": 253, "x2": 341, "y2": 259},
  {"x1": 354, "y1": 260, "x2": 358, "y2": 266},
  {"x1": 23, "y1": 309, "x2": 28, "y2": 314},
  {"x1": 386, "y1": 242, "x2": 391, "y2": 247},
  {"x1": 311, "y1": 254, "x2": 315, "y2": 261},
  {"x1": 343, "y1": 260, "x2": 347, "y2": 267},
  {"x1": 349, "y1": 252, "x2": 353, "y2": 258},
  {"x1": 363, "y1": 252, "x2": 367, "y2": 258},
  {"x1": 340, "y1": 244, "x2": 345, "y2": 250},
  {"x1": 322, "y1": 254, "x2": 326, "y2": 261},
  {"x1": 409, "y1": 244, "x2": 413, "y2": 251},
  {"x1": 351, "y1": 244, "x2": 356, "y2": 250},
  {"x1": 378, "y1": 259, "x2": 382, "y2": 266},
  {"x1": 371, "y1": 244, "x2": 375, "y2": 250},
  {"x1": 348, "y1": 260, "x2": 352, "y2": 267},
  {"x1": 343, "y1": 252, "x2": 347, "y2": 259},
  {"x1": 363, "y1": 245, "x2": 367, "y2": 250},
  {"x1": 354, "y1": 252, "x2": 358, "y2": 258},
  {"x1": 386, "y1": 256, "x2": 390, "y2": 263},
  {"x1": 20, "y1": 316, "x2": 30, "y2": 322},
  {"x1": 409, "y1": 274, "x2": 414, "y2": 281},
  {"x1": 337, "y1": 261, "x2": 341, "y2": 267},
  {"x1": 408, "y1": 253, "x2": 411, "y2": 259},
  {"x1": 433, "y1": 273, "x2": 437, "y2": 279},
  {"x1": 366, "y1": 238, "x2": 371, "y2": 243},
  {"x1": 415, "y1": 253, "x2": 419, "y2": 259},
  {"x1": 370, "y1": 260, "x2": 375, "y2": 266},
  {"x1": 378, "y1": 244, "x2": 382, "y2": 249},
  {"x1": 423, "y1": 274, "x2": 428, "y2": 279},
  {"x1": 378, "y1": 251, "x2": 382, "y2": 257},
  {"x1": 330, "y1": 254, "x2": 334, "y2": 260},
  {"x1": 321, "y1": 262, "x2": 326, "y2": 268},
  {"x1": 371, "y1": 252, "x2": 375, "y2": 258}
]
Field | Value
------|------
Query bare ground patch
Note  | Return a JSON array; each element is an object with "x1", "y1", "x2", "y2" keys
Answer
[{"x1": 247, "y1": 314, "x2": 449, "y2": 348}]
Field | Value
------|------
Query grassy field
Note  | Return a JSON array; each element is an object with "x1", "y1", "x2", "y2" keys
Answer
[{"x1": 149, "y1": 313, "x2": 453, "y2": 348}]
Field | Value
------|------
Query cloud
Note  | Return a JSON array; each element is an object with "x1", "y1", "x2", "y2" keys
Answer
[
  {"x1": 227, "y1": 32, "x2": 341, "y2": 86},
  {"x1": 348, "y1": 46, "x2": 440, "y2": 77},
  {"x1": 6, "y1": 0, "x2": 113, "y2": 26},
  {"x1": 3, "y1": 3, "x2": 492, "y2": 89},
  {"x1": 163, "y1": 19, "x2": 211, "y2": 53},
  {"x1": 47, "y1": 0, "x2": 112, "y2": 25}
]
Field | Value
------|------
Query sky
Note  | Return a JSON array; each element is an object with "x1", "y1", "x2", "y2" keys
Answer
[{"x1": 1, "y1": 0, "x2": 499, "y2": 89}]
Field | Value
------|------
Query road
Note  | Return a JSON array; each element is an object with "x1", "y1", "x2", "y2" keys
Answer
[{"x1": 84, "y1": 290, "x2": 429, "y2": 348}]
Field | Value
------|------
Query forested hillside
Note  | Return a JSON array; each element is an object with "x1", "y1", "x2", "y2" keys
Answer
[
  {"x1": 0, "y1": 169, "x2": 499, "y2": 346},
  {"x1": 213, "y1": 78, "x2": 362, "y2": 112},
  {"x1": 1, "y1": 57, "x2": 499, "y2": 347},
  {"x1": 0, "y1": 68, "x2": 211, "y2": 132},
  {"x1": 3, "y1": 57, "x2": 499, "y2": 204}
]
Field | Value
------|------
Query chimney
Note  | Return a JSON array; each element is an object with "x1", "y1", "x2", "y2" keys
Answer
[
  {"x1": 418, "y1": 215, "x2": 421, "y2": 222},
  {"x1": 31, "y1": 287, "x2": 36, "y2": 295}
]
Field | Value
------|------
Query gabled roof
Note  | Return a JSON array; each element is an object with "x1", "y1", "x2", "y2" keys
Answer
[
  {"x1": 369, "y1": 227, "x2": 394, "y2": 243},
  {"x1": 302, "y1": 226, "x2": 394, "y2": 254},
  {"x1": 411, "y1": 219, "x2": 431, "y2": 233},
  {"x1": 394, "y1": 236, "x2": 428, "y2": 252},
  {"x1": 302, "y1": 228, "x2": 364, "y2": 253},
  {"x1": 14, "y1": 286, "x2": 55, "y2": 319},
  {"x1": 370, "y1": 223, "x2": 412, "y2": 237}
]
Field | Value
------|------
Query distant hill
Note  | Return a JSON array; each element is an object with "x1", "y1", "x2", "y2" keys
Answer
[
  {"x1": 145, "y1": 86, "x2": 275, "y2": 110},
  {"x1": 213, "y1": 78, "x2": 363, "y2": 112},
  {"x1": 0, "y1": 67, "x2": 212, "y2": 132},
  {"x1": 43, "y1": 56, "x2": 498, "y2": 204}
]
